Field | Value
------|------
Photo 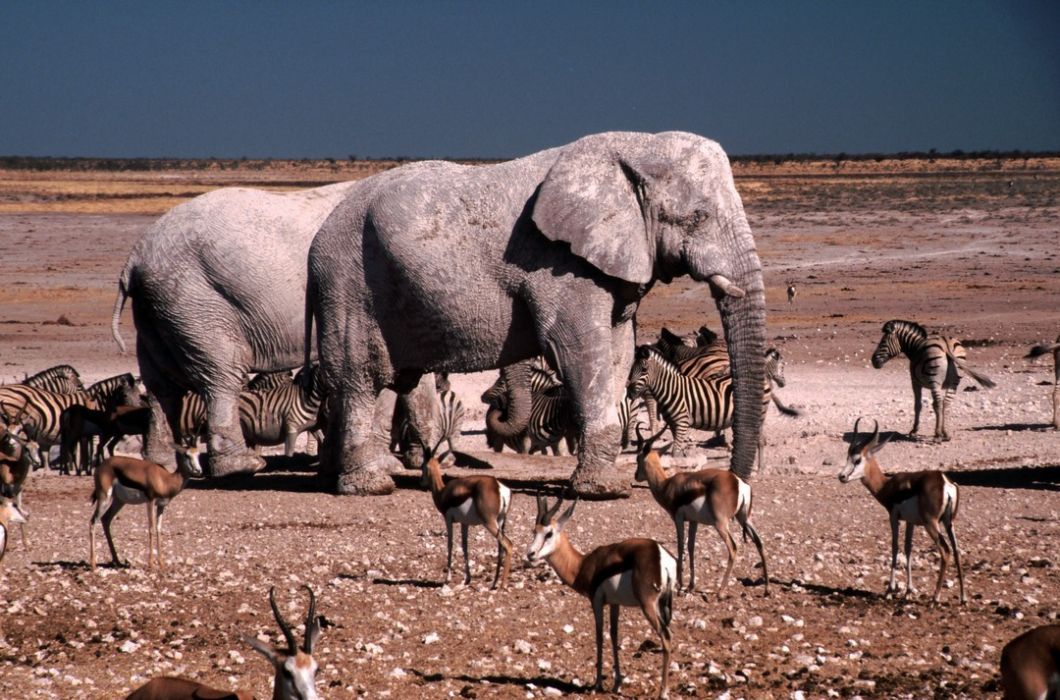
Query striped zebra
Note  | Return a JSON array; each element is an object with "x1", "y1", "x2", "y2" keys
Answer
[
  {"x1": 485, "y1": 386, "x2": 577, "y2": 455},
  {"x1": 871, "y1": 319, "x2": 996, "y2": 441},
  {"x1": 0, "y1": 373, "x2": 139, "y2": 473},
  {"x1": 22, "y1": 365, "x2": 84, "y2": 394},
  {"x1": 247, "y1": 369, "x2": 294, "y2": 393},
  {"x1": 238, "y1": 364, "x2": 327, "y2": 457},
  {"x1": 392, "y1": 374, "x2": 466, "y2": 456},
  {"x1": 626, "y1": 345, "x2": 798, "y2": 472},
  {"x1": 1025, "y1": 333, "x2": 1060, "y2": 429},
  {"x1": 175, "y1": 392, "x2": 209, "y2": 448}
]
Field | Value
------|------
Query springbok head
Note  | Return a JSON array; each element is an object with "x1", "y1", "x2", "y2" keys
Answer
[
  {"x1": 246, "y1": 586, "x2": 321, "y2": 700},
  {"x1": 633, "y1": 424, "x2": 669, "y2": 483},
  {"x1": 526, "y1": 494, "x2": 577, "y2": 564},
  {"x1": 839, "y1": 417, "x2": 889, "y2": 483}
]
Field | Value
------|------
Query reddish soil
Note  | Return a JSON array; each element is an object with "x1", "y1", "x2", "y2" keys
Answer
[{"x1": 0, "y1": 161, "x2": 1057, "y2": 699}]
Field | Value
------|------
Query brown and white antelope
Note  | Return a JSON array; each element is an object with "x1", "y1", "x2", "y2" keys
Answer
[
  {"x1": 125, "y1": 585, "x2": 322, "y2": 700},
  {"x1": 89, "y1": 447, "x2": 202, "y2": 571},
  {"x1": 838, "y1": 418, "x2": 966, "y2": 604},
  {"x1": 421, "y1": 439, "x2": 512, "y2": 588},
  {"x1": 526, "y1": 496, "x2": 677, "y2": 699},
  {"x1": 634, "y1": 426, "x2": 769, "y2": 595},
  {"x1": 1025, "y1": 334, "x2": 1060, "y2": 430},
  {"x1": 1000, "y1": 624, "x2": 1060, "y2": 700},
  {"x1": 0, "y1": 496, "x2": 28, "y2": 565},
  {"x1": 0, "y1": 424, "x2": 41, "y2": 551}
]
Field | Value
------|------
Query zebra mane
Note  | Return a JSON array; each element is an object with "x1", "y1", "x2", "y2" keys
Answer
[{"x1": 885, "y1": 319, "x2": 928, "y2": 339}]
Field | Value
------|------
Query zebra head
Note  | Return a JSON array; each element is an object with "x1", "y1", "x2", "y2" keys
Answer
[
  {"x1": 839, "y1": 417, "x2": 889, "y2": 483},
  {"x1": 765, "y1": 348, "x2": 785, "y2": 388},
  {"x1": 872, "y1": 320, "x2": 926, "y2": 369},
  {"x1": 626, "y1": 346, "x2": 657, "y2": 400}
]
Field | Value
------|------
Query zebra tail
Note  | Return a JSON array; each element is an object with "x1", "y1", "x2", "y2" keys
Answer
[
  {"x1": 1025, "y1": 343, "x2": 1060, "y2": 360},
  {"x1": 771, "y1": 392, "x2": 801, "y2": 417},
  {"x1": 111, "y1": 261, "x2": 133, "y2": 354},
  {"x1": 959, "y1": 361, "x2": 996, "y2": 389}
]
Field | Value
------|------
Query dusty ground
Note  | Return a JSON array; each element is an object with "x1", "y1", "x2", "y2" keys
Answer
[{"x1": 0, "y1": 158, "x2": 1057, "y2": 699}]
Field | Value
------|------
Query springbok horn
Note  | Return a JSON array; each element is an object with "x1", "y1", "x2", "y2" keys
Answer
[
  {"x1": 269, "y1": 587, "x2": 298, "y2": 654},
  {"x1": 852, "y1": 416, "x2": 864, "y2": 447},
  {"x1": 302, "y1": 585, "x2": 317, "y2": 654},
  {"x1": 868, "y1": 419, "x2": 880, "y2": 450},
  {"x1": 709, "y1": 274, "x2": 746, "y2": 299}
]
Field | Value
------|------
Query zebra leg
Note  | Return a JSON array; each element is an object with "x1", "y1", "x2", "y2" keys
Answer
[
  {"x1": 929, "y1": 385, "x2": 945, "y2": 441},
  {"x1": 909, "y1": 378, "x2": 923, "y2": 437}
]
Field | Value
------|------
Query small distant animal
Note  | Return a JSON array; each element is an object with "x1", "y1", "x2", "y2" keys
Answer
[
  {"x1": 526, "y1": 496, "x2": 676, "y2": 699},
  {"x1": 1025, "y1": 334, "x2": 1060, "y2": 430},
  {"x1": 871, "y1": 319, "x2": 995, "y2": 441},
  {"x1": 999, "y1": 623, "x2": 1060, "y2": 700},
  {"x1": 420, "y1": 438, "x2": 512, "y2": 588},
  {"x1": 786, "y1": 284, "x2": 796, "y2": 304},
  {"x1": 838, "y1": 418, "x2": 965, "y2": 604},
  {"x1": 125, "y1": 585, "x2": 322, "y2": 700}
]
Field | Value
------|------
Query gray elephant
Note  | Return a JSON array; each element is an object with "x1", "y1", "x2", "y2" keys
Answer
[
  {"x1": 306, "y1": 131, "x2": 766, "y2": 497},
  {"x1": 112, "y1": 182, "x2": 359, "y2": 476}
]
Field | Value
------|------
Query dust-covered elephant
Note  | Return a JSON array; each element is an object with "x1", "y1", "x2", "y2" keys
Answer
[
  {"x1": 306, "y1": 131, "x2": 767, "y2": 497},
  {"x1": 111, "y1": 183, "x2": 360, "y2": 476}
]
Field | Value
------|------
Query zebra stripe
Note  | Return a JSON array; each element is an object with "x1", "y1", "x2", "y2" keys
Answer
[
  {"x1": 238, "y1": 364, "x2": 325, "y2": 456},
  {"x1": 247, "y1": 369, "x2": 293, "y2": 393},
  {"x1": 22, "y1": 365, "x2": 83, "y2": 394},
  {"x1": 0, "y1": 385, "x2": 97, "y2": 470},
  {"x1": 871, "y1": 319, "x2": 995, "y2": 440},
  {"x1": 486, "y1": 387, "x2": 577, "y2": 456}
]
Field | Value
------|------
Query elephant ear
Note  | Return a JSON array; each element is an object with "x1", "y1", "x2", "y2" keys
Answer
[{"x1": 531, "y1": 138, "x2": 659, "y2": 285}]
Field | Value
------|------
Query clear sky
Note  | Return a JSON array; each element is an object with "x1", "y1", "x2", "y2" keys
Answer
[{"x1": 1, "y1": 1, "x2": 1057, "y2": 158}]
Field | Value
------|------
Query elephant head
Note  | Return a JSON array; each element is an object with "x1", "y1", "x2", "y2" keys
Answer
[
  {"x1": 531, "y1": 131, "x2": 766, "y2": 480},
  {"x1": 482, "y1": 361, "x2": 533, "y2": 440}
]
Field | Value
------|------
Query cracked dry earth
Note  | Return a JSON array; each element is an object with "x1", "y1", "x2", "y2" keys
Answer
[{"x1": 0, "y1": 160, "x2": 1057, "y2": 699}]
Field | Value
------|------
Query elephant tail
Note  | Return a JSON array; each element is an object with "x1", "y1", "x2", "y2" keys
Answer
[{"x1": 111, "y1": 260, "x2": 133, "y2": 355}]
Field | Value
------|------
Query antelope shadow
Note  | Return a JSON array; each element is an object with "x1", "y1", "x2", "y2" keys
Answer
[
  {"x1": 408, "y1": 668, "x2": 583, "y2": 695},
  {"x1": 970, "y1": 422, "x2": 1055, "y2": 433},
  {"x1": 945, "y1": 464, "x2": 1060, "y2": 491}
]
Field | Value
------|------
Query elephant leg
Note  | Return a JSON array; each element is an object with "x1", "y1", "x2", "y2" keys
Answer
[
  {"x1": 398, "y1": 373, "x2": 438, "y2": 469},
  {"x1": 138, "y1": 350, "x2": 182, "y2": 469},
  {"x1": 205, "y1": 380, "x2": 265, "y2": 478},
  {"x1": 565, "y1": 321, "x2": 632, "y2": 499},
  {"x1": 327, "y1": 372, "x2": 398, "y2": 496}
]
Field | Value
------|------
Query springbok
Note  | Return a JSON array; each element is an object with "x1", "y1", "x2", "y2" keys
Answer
[
  {"x1": 0, "y1": 496, "x2": 28, "y2": 564},
  {"x1": 786, "y1": 283, "x2": 797, "y2": 304},
  {"x1": 526, "y1": 495, "x2": 677, "y2": 699},
  {"x1": 89, "y1": 447, "x2": 202, "y2": 571},
  {"x1": 1000, "y1": 624, "x2": 1060, "y2": 700},
  {"x1": 420, "y1": 438, "x2": 512, "y2": 588},
  {"x1": 838, "y1": 418, "x2": 966, "y2": 604},
  {"x1": 634, "y1": 426, "x2": 769, "y2": 595},
  {"x1": 125, "y1": 585, "x2": 321, "y2": 700}
]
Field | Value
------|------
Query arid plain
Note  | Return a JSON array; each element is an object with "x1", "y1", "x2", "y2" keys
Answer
[{"x1": 0, "y1": 156, "x2": 1057, "y2": 699}]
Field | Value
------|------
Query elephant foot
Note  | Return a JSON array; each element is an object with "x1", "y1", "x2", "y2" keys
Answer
[
  {"x1": 207, "y1": 451, "x2": 266, "y2": 478},
  {"x1": 335, "y1": 451, "x2": 397, "y2": 496},
  {"x1": 567, "y1": 471, "x2": 631, "y2": 500}
]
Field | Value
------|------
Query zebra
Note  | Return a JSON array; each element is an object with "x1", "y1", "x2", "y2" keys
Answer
[
  {"x1": 0, "y1": 373, "x2": 139, "y2": 473},
  {"x1": 392, "y1": 373, "x2": 466, "y2": 457},
  {"x1": 22, "y1": 364, "x2": 84, "y2": 394},
  {"x1": 871, "y1": 319, "x2": 995, "y2": 441},
  {"x1": 485, "y1": 385, "x2": 577, "y2": 456},
  {"x1": 626, "y1": 345, "x2": 799, "y2": 472},
  {"x1": 238, "y1": 364, "x2": 327, "y2": 457},
  {"x1": 247, "y1": 369, "x2": 294, "y2": 393},
  {"x1": 1025, "y1": 333, "x2": 1060, "y2": 429}
]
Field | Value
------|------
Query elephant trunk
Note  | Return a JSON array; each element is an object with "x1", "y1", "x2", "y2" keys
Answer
[
  {"x1": 717, "y1": 243, "x2": 767, "y2": 482},
  {"x1": 484, "y1": 361, "x2": 532, "y2": 439}
]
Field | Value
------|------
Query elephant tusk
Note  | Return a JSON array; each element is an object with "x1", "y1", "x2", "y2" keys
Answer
[{"x1": 708, "y1": 274, "x2": 745, "y2": 298}]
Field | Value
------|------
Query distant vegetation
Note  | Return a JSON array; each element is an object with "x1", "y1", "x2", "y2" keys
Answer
[{"x1": 0, "y1": 150, "x2": 1056, "y2": 172}]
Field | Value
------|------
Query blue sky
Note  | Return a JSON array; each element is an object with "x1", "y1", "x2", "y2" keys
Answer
[{"x1": 1, "y1": 1, "x2": 1057, "y2": 158}]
